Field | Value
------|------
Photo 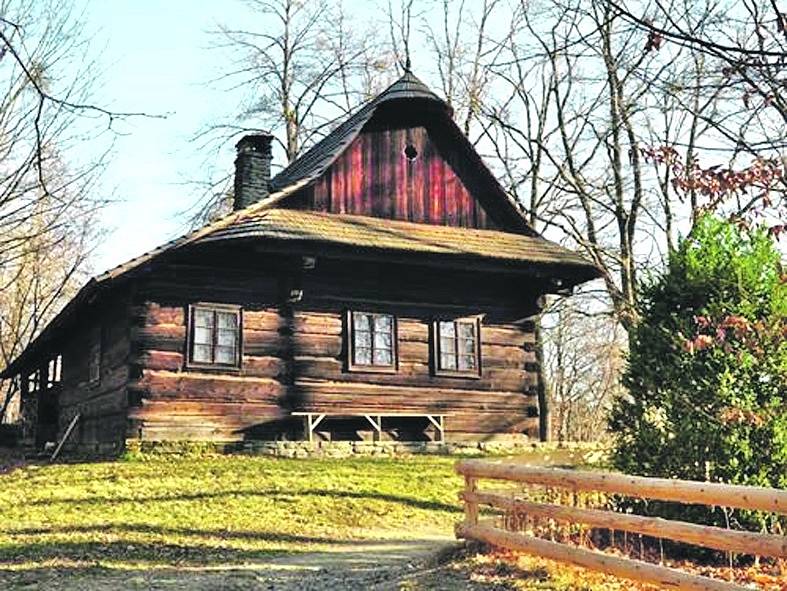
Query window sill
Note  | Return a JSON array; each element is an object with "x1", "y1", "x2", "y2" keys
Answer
[
  {"x1": 184, "y1": 363, "x2": 242, "y2": 374},
  {"x1": 433, "y1": 370, "x2": 482, "y2": 379},
  {"x1": 347, "y1": 364, "x2": 398, "y2": 375}
]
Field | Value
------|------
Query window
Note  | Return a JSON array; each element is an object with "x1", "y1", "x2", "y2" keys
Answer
[
  {"x1": 349, "y1": 311, "x2": 396, "y2": 370},
  {"x1": 88, "y1": 326, "x2": 101, "y2": 385},
  {"x1": 434, "y1": 318, "x2": 481, "y2": 376},
  {"x1": 47, "y1": 356, "x2": 62, "y2": 388},
  {"x1": 25, "y1": 371, "x2": 37, "y2": 394},
  {"x1": 188, "y1": 305, "x2": 241, "y2": 367}
]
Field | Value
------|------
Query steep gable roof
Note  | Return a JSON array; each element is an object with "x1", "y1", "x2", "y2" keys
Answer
[{"x1": 270, "y1": 72, "x2": 534, "y2": 234}]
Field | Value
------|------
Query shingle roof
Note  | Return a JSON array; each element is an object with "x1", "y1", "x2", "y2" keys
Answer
[{"x1": 197, "y1": 208, "x2": 596, "y2": 275}]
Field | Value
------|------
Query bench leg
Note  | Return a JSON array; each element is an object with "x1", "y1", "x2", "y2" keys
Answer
[
  {"x1": 364, "y1": 415, "x2": 382, "y2": 442},
  {"x1": 304, "y1": 414, "x2": 326, "y2": 443},
  {"x1": 426, "y1": 415, "x2": 445, "y2": 443}
]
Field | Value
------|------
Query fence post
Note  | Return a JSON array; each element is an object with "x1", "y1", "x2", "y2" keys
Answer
[{"x1": 465, "y1": 475, "x2": 478, "y2": 526}]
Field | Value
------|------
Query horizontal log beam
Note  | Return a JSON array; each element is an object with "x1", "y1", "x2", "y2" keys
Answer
[
  {"x1": 455, "y1": 461, "x2": 787, "y2": 515},
  {"x1": 456, "y1": 521, "x2": 747, "y2": 591},
  {"x1": 464, "y1": 491, "x2": 787, "y2": 558}
]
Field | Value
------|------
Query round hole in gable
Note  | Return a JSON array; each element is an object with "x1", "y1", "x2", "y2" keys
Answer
[{"x1": 404, "y1": 144, "x2": 418, "y2": 160}]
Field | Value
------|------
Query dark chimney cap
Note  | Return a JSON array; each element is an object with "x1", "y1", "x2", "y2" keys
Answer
[{"x1": 236, "y1": 133, "x2": 274, "y2": 154}]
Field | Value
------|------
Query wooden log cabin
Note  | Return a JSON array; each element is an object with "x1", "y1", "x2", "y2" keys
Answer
[{"x1": 1, "y1": 71, "x2": 599, "y2": 453}]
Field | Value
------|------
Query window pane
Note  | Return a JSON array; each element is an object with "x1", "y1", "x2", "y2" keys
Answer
[
  {"x1": 217, "y1": 328, "x2": 237, "y2": 347},
  {"x1": 217, "y1": 311, "x2": 237, "y2": 329},
  {"x1": 354, "y1": 330, "x2": 371, "y2": 348},
  {"x1": 374, "y1": 331, "x2": 392, "y2": 350},
  {"x1": 193, "y1": 344, "x2": 212, "y2": 363},
  {"x1": 374, "y1": 314, "x2": 392, "y2": 333},
  {"x1": 439, "y1": 321, "x2": 455, "y2": 338},
  {"x1": 459, "y1": 337, "x2": 476, "y2": 356},
  {"x1": 459, "y1": 354, "x2": 476, "y2": 371},
  {"x1": 54, "y1": 356, "x2": 62, "y2": 382},
  {"x1": 194, "y1": 326, "x2": 213, "y2": 345},
  {"x1": 351, "y1": 312, "x2": 396, "y2": 368},
  {"x1": 374, "y1": 349, "x2": 393, "y2": 366},
  {"x1": 215, "y1": 346, "x2": 235, "y2": 364},
  {"x1": 440, "y1": 337, "x2": 455, "y2": 355},
  {"x1": 194, "y1": 309, "x2": 214, "y2": 328},
  {"x1": 458, "y1": 322, "x2": 475, "y2": 339},
  {"x1": 354, "y1": 347, "x2": 371, "y2": 365},
  {"x1": 441, "y1": 353, "x2": 457, "y2": 370},
  {"x1": 353, "y1": 312, "x2": 371, "y2": 332}
]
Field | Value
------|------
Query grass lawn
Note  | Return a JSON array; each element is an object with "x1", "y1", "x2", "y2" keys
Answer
[
  {"x1": 0, "y1": 446, "x2": 614, "y2": 589},
  {"x1": 2, "y1": 447, "x2": 777, "y2": 590},
  {"x1": 0, "y1": 453, "x2": 465, "y2": 570}
]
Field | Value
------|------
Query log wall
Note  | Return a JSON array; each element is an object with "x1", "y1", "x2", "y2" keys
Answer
[
  {"x1": 127, "y1": 257, "x2": 541, "y2": 442},
  {"x1": 58, "y1": 297, "x2": 131, "y2": 449}
]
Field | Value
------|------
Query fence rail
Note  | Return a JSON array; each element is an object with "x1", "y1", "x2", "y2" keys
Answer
[{"x1": 455, "y1": 459, "x2": 787, "y2": 591}]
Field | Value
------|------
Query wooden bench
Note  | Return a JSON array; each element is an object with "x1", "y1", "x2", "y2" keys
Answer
[{"x1": 291, "y1": 412, "x2": 447, "y2": 443}]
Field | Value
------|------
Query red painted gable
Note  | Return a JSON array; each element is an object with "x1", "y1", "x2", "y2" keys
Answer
[{"x1": 288, "y1": 125, "x2": 495, "y2": 229}]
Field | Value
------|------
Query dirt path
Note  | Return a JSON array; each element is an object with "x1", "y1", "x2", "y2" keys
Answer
[{"x1": 1, "y1": 535, "x2": 504, "y2": 590}]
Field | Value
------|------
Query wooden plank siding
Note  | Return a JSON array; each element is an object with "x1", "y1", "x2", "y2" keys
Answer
[
  {"x1": 128, "y1": 295, "x2": 539, "y2": 442},
  {"x1": 299, "y1": 126, "x2": 493, "y2": 229},
  {"x1": 57, "y1": 296, "x2": 132, "y2": 450}
]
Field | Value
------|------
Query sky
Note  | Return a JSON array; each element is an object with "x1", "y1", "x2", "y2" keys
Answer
[{"x1": 77, "y1": 1, "x2": 266, "y2": 272}]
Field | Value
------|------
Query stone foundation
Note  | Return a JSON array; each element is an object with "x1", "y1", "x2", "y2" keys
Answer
[{"x1": 122, "y1": 439, "x2": 601, "y2": 459}]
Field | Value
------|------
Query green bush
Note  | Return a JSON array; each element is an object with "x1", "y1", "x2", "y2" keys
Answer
[{"x1": 610, "y1": 216, "x2": 786, "y2": 530}]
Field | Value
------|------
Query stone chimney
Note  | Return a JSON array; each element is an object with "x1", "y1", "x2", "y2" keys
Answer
[{"x1": 233, "y1": 133, "x2": 274, "y2": 211}]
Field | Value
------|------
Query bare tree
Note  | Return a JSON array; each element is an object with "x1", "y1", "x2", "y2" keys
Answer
[
  {"x1": 472, "y1": 0, "x2": 783, "y2": 331},
  {"x1": 543, "y1": 296, "x2": 625, "y2": 442},
  {"x1": 610, "y1": 0, "x2": 787, "y2": 230},
  {"x1": 190, "y1": 0, "x2": 390, "y2": 223},
  {"x1": 0, "y1": 0, "x2": 151, "y2": 421},
  {"x1": 424, "y1": 0, "x2": 511, "y2": 136},
  {"x1": 216, "y1": 0, "x2": 388, "y2": 162},
  {"x1": 0, "y1": 186, "x2": 97, "y2": 422}
]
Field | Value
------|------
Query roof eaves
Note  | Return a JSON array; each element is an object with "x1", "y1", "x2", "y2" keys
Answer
[{"x1": 196, "y1": 209, "x2": 599, "y2": 275}]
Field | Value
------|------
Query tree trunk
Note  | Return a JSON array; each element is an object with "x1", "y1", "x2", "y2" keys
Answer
[{"x1": 534, "y1": 314, "x2": 550, "y2": 442}]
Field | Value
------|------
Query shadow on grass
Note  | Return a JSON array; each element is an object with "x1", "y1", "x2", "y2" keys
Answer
[
  {"x1": 2, "y1": 523, "x2": 362, "y2": 546},
  {"x1": 0, "y1": 537, "x2": 293, "y2": 567},
  {"x1": 24, "y1": 488, "x2": 461, "y2": 514},
  {"x1": 300, "y1": 488, "x2": 460, "y2": 513},
  {"x1": 0, "y1": 524, "x2": 451, "y2": 570},
  {"x1": 0, "y1": 521, "x2": 455, "y2": 567}
]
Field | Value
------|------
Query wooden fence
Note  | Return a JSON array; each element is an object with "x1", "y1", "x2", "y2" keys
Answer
[{"x1": 455, "y1": 459, "x2": 787, "y2": 591}]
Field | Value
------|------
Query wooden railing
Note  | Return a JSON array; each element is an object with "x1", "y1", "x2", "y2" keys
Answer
[{"x1": 456, "y1": 459, "x2": 787, "y2": 591}]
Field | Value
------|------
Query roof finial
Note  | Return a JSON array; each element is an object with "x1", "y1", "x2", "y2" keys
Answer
[{"x1": 404, "y1": 55, "x2": 411, "y2": 73}]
